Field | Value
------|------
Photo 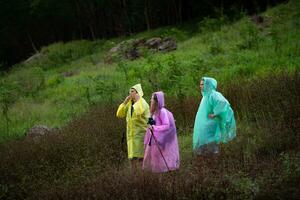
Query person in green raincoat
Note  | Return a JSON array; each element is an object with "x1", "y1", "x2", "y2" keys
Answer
[
  {"x1": 193, "y1": 77, "x2": 236, "y2": 156},
  {"x1": 116, "y1": 83, "x2": 150, "y2": 172}
]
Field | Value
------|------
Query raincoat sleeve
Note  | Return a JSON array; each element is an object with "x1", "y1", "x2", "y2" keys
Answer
[
  {"x1": 116, "y1": 102, "x2": 129, "y2": 118},
  {"x1": 210, "y1": 92, "x2": 228, "y2": 116},
  {"x1": 153, "y1": 109, "x2": 170, "y2": 132}
]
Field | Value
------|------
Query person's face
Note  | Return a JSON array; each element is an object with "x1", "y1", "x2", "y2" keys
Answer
[
  {"x1": 150, "y1": 95, "x2": 157, "y2": 113},
  {"x1": 130, "y1": 89, "x2": 137, "y2": 99},
  {"x1": 200, "y1": 80, "x2": 204, "y2": 91}
]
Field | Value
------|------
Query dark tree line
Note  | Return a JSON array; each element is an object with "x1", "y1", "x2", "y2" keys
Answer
[{"x1": 0, "y1": 0, "x2": 285, "y2": 70}]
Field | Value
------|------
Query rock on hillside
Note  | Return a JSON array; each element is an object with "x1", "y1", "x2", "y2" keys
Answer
[{"x1": 106, "y1": 37, "x2": 177, "y2": 63}]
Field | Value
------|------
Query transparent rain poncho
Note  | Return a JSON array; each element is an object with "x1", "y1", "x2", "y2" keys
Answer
[
  {"x1": 116, "y1": 84, "x2": 150, "y2": 159},
  {"x1": 193, "y1": 77, "x2": 236, "y2": 154},
  {"x1": 143, "y1": 91, "x2": 180, "y2": 172}
]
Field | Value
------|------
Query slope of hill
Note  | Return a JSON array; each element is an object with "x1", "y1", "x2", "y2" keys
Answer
[
  {"x1": 0, "y1": 0, "x2": 299, "y2": 199},
  {"x1": 0, "y1": 0, "x2": 299, "y2": 141}
]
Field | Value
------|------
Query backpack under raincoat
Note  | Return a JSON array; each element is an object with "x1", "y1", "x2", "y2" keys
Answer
[
  {"x1": 193, "y1": 77, "x2": 236, "y2": 152},
  {"x1": 116, "y1": 84, "x2": 150, "y2": 159},
  {"x1": 143, "y1": 91, "x2": 180, "y2": 172}
]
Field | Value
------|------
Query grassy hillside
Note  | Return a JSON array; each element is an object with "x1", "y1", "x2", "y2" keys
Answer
[
  {"x1": 0, "y1": 0, "x2": 299, "y2": 141},
  {"x1": 0, "y1": 0, "x2": 299, "y2": 199}
]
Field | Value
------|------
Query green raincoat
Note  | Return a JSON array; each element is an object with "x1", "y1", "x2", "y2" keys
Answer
[
  {"x1": 116, "y1": 84, "x2": 150, "y2": 159},
  {"x1": 193, "y1": 77, "x2": 236, "y2": 152}
]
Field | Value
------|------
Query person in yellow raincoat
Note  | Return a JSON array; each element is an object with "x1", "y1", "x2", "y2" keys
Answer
[{"x1": 116, "y1": 83, "x2": 150, "y2": 173}]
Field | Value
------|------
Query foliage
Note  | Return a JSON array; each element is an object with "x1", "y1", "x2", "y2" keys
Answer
[
  {"x1": 32, "y1": 40, "x2": 97, "y2": 69},
  {"x1": 198, "y1": 17, "x2": 227, "y2": 33},
  {"x1": 6, "y1": 66, "x2": 45, "y2": 97},
  {"x1": 0, "y1": 72, "x2": 299, "y2": 199},
  {"x1": 45, "y1": 74, "x2": 64, "y2": 87},
  {"x1": 236, "y1": 19, "x2": 262, "y2": 50},
  {"x1": 93, "y1": 75, "x2": 119, "y2": 104},
  {"x1": 0, "y1": 0, "x2": 299, "y2": 141},
  {"x1": 0, "y1": 0, "x2": 287, "y2": 69},
  {"x1": 0, "y1": 81, "x2": 20, "y2": 135},
  {"x1": 0, "y1": 1, "x2": 299, "y2": 198}
]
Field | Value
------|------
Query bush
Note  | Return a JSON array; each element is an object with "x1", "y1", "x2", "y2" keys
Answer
[
  {"x1": 210, "y1": 36, "x2": 225, "y2": 55},
  {"x1": 0, "y1": 72, "x2": 299, "y2": 199},
  {"x1": 45, "y1": 75, "x2": 64, "y2": 87},
  {"x1": 225, "y1": 71, "x2": 300, "y2": 155},
  {"x1": 237, "y1": 19, "x2": 262, "y2": 50},
  {"x1": 160, "y1": 27, "x2": 188, "y2": 41}
]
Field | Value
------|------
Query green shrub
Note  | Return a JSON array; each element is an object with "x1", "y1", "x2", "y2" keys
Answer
[
  {"x1": 237, "y1": 19, "x2": 262, "y2": 50},
  {"x1": 45, "y1": 75, "x2": 64, "y2": 87},
  {"x1": 0, "y1": 72, "x2": 299, "y2": 199},
  {"x1": 210, "y1": 36, "x2": 224, "y2": 55},
  {"x1": 159, "y1": 27, "x2": 188, "y2": 41},
  {"x1": 94, "y1": 76, "x2": 119, "y2": 104},
  {"x1": 227, "y1": 173, "x2": 259, "y2": 199}
]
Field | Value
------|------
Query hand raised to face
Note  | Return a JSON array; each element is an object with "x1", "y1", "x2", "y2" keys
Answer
[
  {"x1": 129, "y1": 88, "x2": 140, "y2": 102},
  {"x1": 123, "y1": 95, "x2": 131, "y2": 104}
]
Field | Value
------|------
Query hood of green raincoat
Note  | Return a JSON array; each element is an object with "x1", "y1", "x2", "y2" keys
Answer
[
  {"x1": 201, "y1": 77, "x2": 217, "y2": 96},
  {"x1": 153, "y1": 91, "x2": 164, "y2": 109},
  {"x1": 131, "y1": 83, "x2": 144, "y2": 97}
]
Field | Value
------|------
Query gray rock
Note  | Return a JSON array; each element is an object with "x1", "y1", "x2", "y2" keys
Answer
[
  {"x1": 26, "y1": 125, "x2": 54, "y2": 138},
  {"x1": 23, "y1": 52, "x2": 43, "y2": 65},
  {"x1": 145, "y1": 37, "x2": 162, "y2": 48},
  {"x1": 158, "y1": 38, "x2": 177, "y2": 52},
  {"x1": 132, "y1": 38, "x2": 146, "y2": 47},
  {"x1": 107, "y1": 37, "x2": 177, "y2": 62},
  {"x1": 125, "y1": 47, "x2": 140, "y2": 60},
  {"x1": 109, "y1": 45, "x2": 121, "y2": 53}
]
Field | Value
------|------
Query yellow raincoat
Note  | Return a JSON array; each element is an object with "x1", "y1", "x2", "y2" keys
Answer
[{"x1": 116, "y1": 84, "x2": 150, "y2": 159}]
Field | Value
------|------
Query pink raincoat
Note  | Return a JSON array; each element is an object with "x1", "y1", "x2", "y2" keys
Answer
[{"x1": 143, "y1": 91, "x2": 180, "y2": 173}]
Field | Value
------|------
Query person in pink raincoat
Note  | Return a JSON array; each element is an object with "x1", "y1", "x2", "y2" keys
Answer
[{"x1": 143, "y1": 91, "x2": 180, "y2": 173}]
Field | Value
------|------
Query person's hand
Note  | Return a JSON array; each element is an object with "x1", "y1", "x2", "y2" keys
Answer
[
  {"x1": 208, "y1": 114, "x2": 215, "y2": 119},
  {"x1": 148, "y1": 125, "x2": 154, "y2": 131},
  {"x1": 123, "y1": 95, "x2": 131, "y2": 104}
]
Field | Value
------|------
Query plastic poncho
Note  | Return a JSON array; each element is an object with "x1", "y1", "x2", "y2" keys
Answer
[
  {"x1": 143, "y1": 91, "x2": 180, "y2": 173},
  {"x1": 116, "y1": 84, "x2": 150, "y2": 159},
  {"x1": 193, "y1": 77, "x2": 236, "y2": 152}
]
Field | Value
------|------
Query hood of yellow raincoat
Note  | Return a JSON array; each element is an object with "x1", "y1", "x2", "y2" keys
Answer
[
  {"x1": 201, "y1": 77, "x2": 217, "y2": 96},
  {"x1": 131, "y1": 83, "x2": 144, "y2": 97}
]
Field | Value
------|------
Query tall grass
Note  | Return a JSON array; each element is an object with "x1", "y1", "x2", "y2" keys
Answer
[{"x1": 0, "y1": 72, "x2": 299, "y2": 199}]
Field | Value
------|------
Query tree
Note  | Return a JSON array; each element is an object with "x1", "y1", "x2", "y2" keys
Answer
[{"x1": 0, "y1": 0, "x2": 286, "y2": 70}]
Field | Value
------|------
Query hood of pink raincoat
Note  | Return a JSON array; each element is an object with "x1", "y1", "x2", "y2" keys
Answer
[{"x1": 153, "y1": 91, "x2": 165, "y2": 109}]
